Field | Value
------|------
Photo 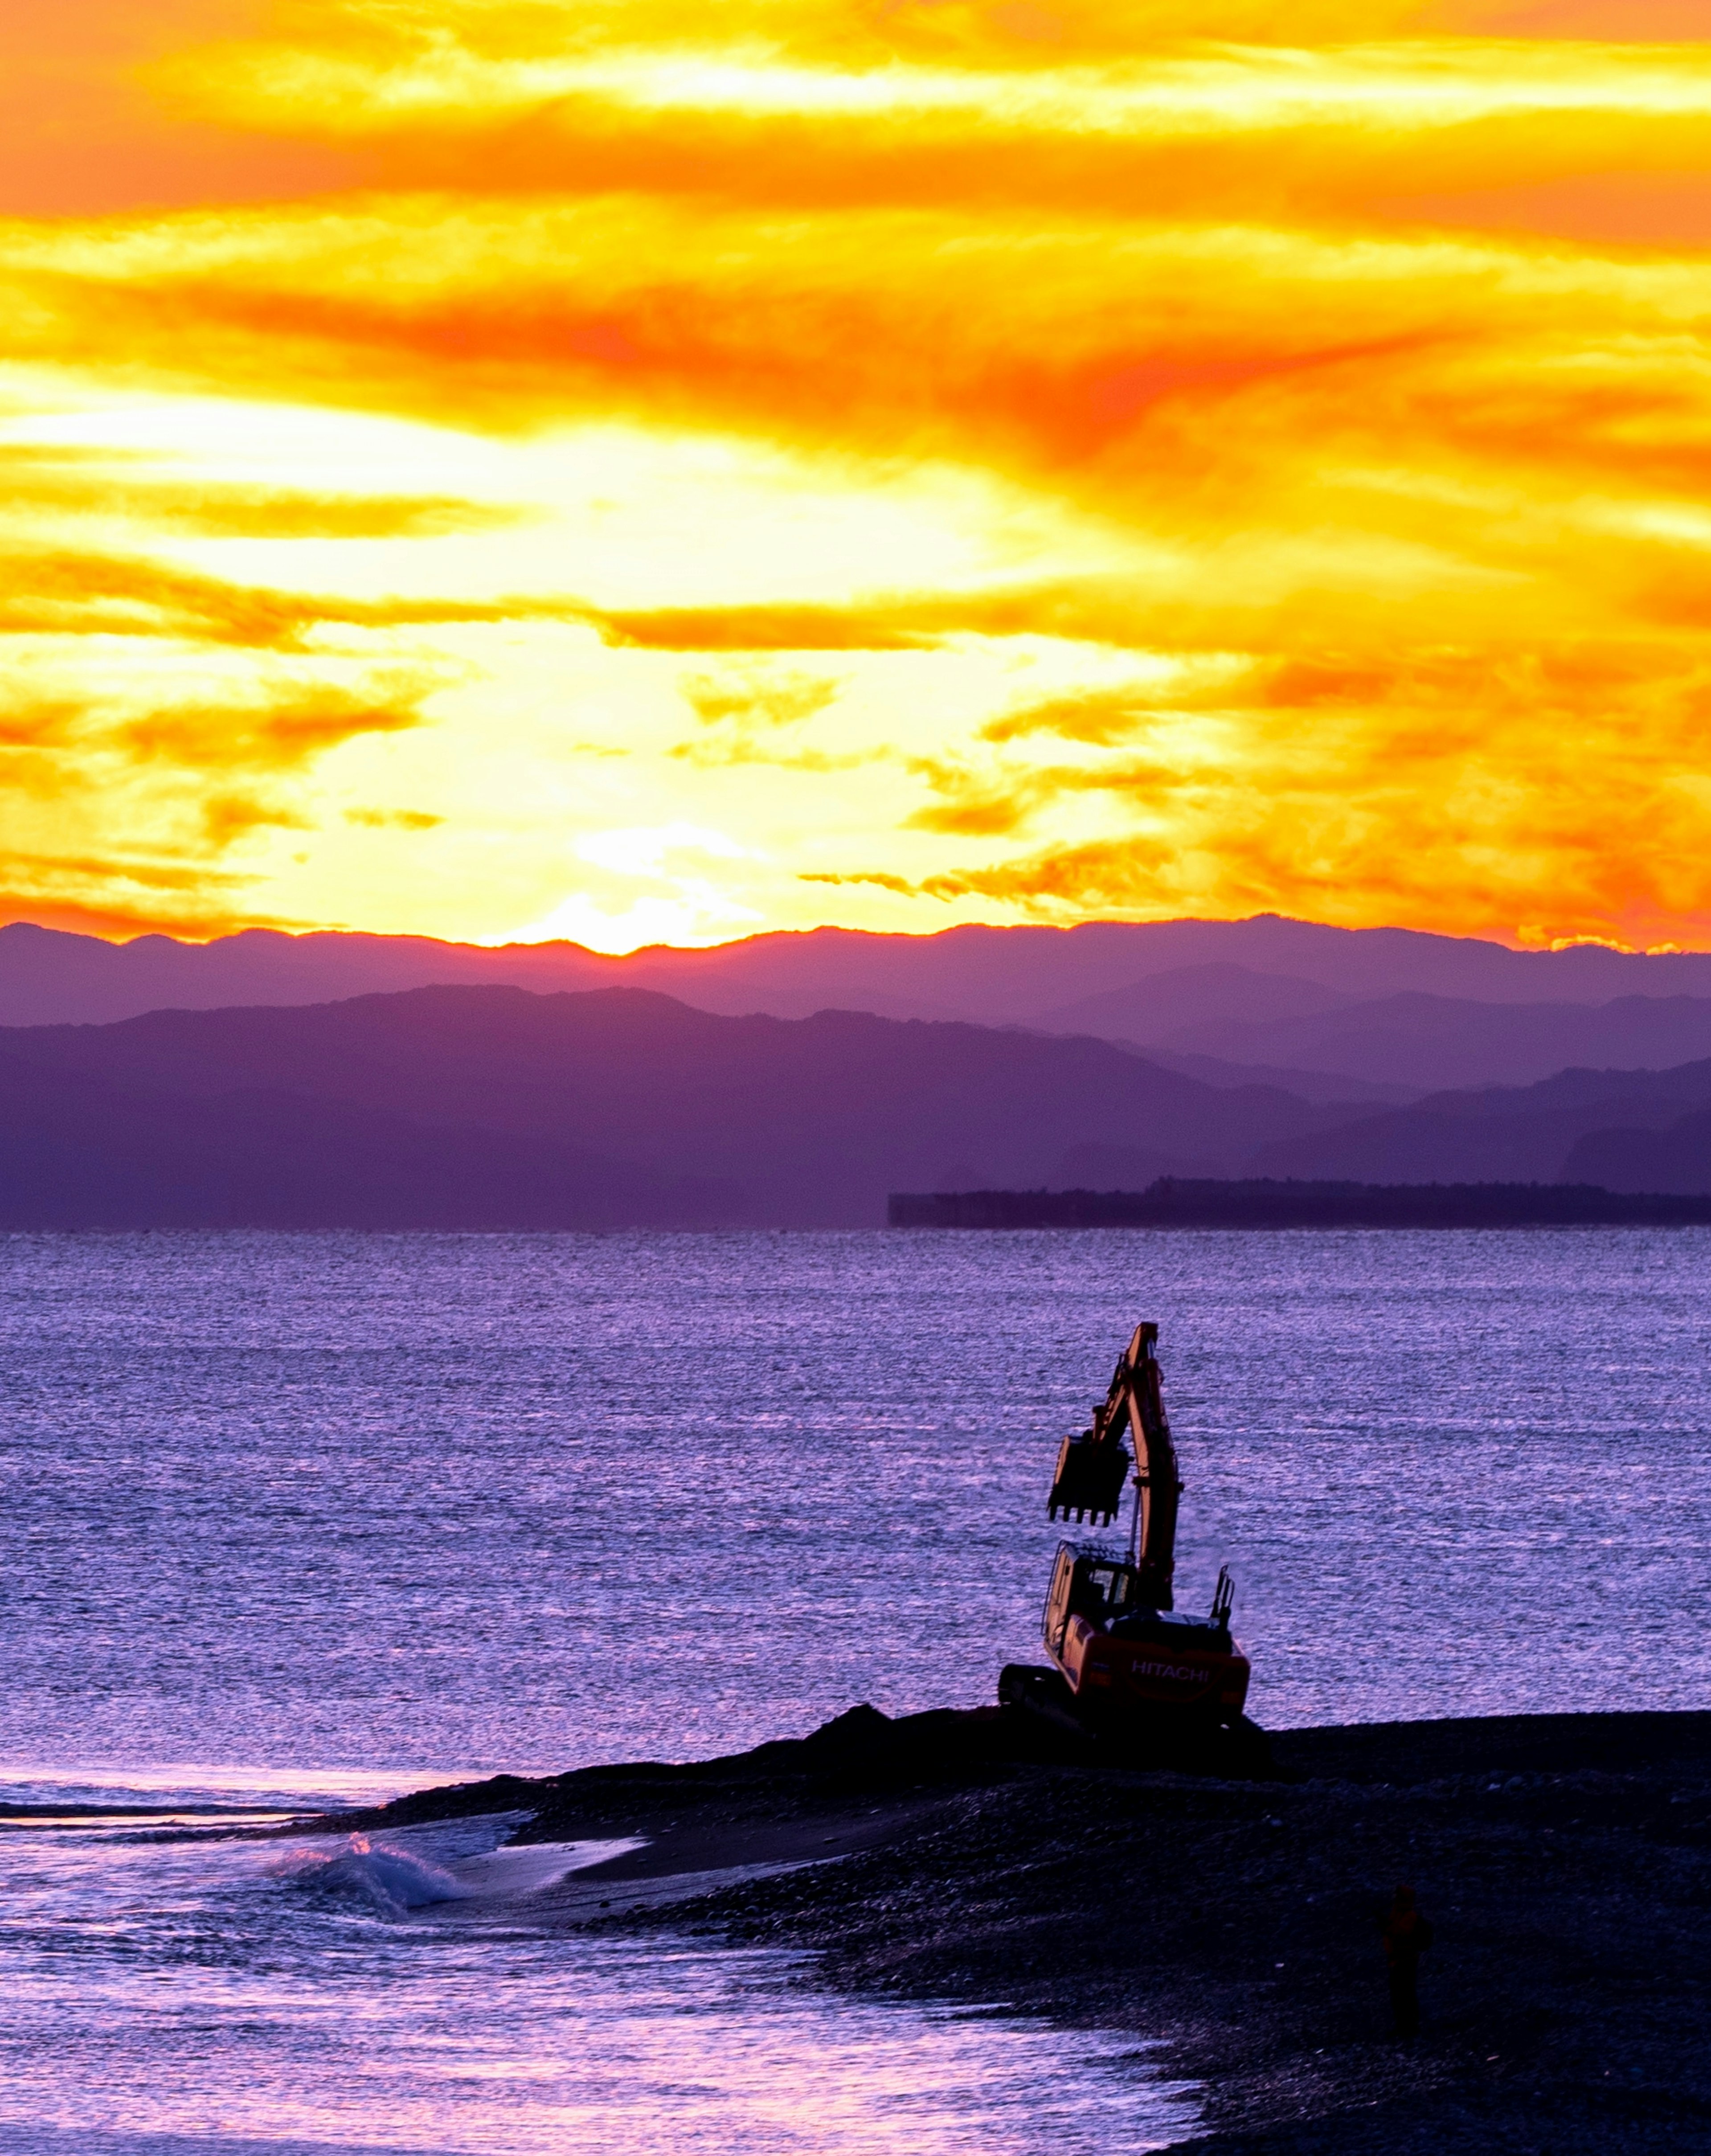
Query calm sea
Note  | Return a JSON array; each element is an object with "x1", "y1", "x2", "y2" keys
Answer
[{"x1": 1, "y1": 1228, "x2": 1706, "y2": 2153}]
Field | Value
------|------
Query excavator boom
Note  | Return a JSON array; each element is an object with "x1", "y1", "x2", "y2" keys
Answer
[{"x1": 1047, "y1": 1322, "x2": 1182, "y2": 1608}]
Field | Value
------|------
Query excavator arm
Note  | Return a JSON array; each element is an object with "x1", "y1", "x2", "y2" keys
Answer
[{"x1": 1046, "y1": 1320, "x2": 1183, "y2": 1610}]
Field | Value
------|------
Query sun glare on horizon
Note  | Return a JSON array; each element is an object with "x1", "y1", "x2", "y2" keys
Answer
[{"x1": 6, "y1": 0, "x2": 1711, "y2": 955}]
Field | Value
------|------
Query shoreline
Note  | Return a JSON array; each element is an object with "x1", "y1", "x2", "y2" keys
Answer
[{"x1": 348, "y1": 1704, "x2": 1711, "y2": 2152}]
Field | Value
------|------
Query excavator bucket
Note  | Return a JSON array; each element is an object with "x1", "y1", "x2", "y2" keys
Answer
[{"x1": 1047, "y1": 1431, "x2": 1131, "y2": 1524}]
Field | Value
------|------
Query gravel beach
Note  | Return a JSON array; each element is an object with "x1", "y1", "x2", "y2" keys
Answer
[{"x1": 357, "y1": 1704, "x2": 1711, "y2": 2153}]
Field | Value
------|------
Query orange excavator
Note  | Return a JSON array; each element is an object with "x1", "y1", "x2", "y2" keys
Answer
[{"x1": 1001, "y1": 1323, "x2": 1256, "y2": 1752}]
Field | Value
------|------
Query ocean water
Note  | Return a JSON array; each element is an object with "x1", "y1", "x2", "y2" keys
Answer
[
  {"x1": 2, "y1": 1227, "x2": 1707, "y2": 2152},
  {"x1": 0, "y1": 1804, "x2": 1197, "y2": 2156}
]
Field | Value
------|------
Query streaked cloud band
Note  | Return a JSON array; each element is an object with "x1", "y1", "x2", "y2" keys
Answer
[{"x1": 3, "y1": 0, "x2": 1711, "y2": 949}]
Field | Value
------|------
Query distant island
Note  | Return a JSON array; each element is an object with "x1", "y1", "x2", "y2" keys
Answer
[{"x1": 888, "y1": 1179, "x2": 1711, "y2": 1228}]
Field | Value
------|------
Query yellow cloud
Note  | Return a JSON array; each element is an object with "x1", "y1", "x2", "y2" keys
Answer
[{"x1": 5, "y1": 0, "x2": 1711, "y2": 948}]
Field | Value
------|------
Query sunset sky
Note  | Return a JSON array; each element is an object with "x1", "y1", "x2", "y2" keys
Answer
[{"x1": 7, "y1": 0, "x2": 1711, "y2": 952}]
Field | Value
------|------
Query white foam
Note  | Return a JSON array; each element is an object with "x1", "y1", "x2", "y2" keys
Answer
[
  {"x1": 275, "y1": 1835, "x2": 471, "y2": 1916},
  {"x1": 449, "y1": 1837, "x2": 647, "y2": 1898},
  {"x1": 271, "y1": 1821, "x2": 646, "y2": 1919}
]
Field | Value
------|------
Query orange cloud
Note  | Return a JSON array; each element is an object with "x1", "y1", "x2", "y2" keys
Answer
[
  {"x1": 668, "y1": 668, "x2": 864, "y2": 769},
  {"x1": 201, "y1": 792, "x2": 311, "y2": 843},
  {"x1": 680, "y1": 671, "x2": 839, "y2": 727},
  {"x1": 835, "y1": 627, "x2": 1711, "y2": 949},
  {"x1": 0, "y1": 450, "x2": 523, "y2": 538},
  {"x1": 344, "y1": 806, "x2": 445, "y2": 828},
  {"x1": 0, "y1": 847, "x2": 293, "y2": 941},
  {"x1": 589, "y1": 603, "x2": 930, "y2": 650},
  {"x1": 0, "y1": 0, "x2": 349, "y2": 215},
  {"x1": 0, "y1": 669, "x2": 438, "y2": 938},
  {"x1": 120, "y1": 686, "x2": 424, "y2": 771},
  {"x1": 0, "y1": 545, "x2": 586, "y2": 650},
  {"x1": 8, "y1": 0, "x2": 1711, "y2": 950},
  {"x1": 980, "y1": 686, "x2": 1162, "y2": 745},
  {"x1": 1454, "y1": 3, "x2": 1711, "y2": 32}
]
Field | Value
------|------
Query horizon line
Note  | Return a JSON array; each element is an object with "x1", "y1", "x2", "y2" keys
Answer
[{"x1": 0, "y1": 911, "x2": 1705, "y2": 963}]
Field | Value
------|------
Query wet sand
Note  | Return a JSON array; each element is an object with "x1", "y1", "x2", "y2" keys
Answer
[{"x1": 351, "y1": 1703, "x2": 1711, "y2": 2152}]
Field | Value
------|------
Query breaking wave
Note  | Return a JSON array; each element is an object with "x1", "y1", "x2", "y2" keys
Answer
[{"x1": 274, "y1": 1833, "x2": 470, "y2": 1918}]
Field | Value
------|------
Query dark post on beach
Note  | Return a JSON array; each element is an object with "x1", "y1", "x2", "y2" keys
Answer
[{"x1": 1380, "y1": 1884, "x2": 1433, "y2": 2038}]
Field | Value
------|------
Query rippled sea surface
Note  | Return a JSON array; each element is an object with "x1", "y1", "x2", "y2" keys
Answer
[
  {"x1": 0, "y1": 1802, "x2": 1195, "y2": 2156},
  {"x1": 2, "y1": 1227, "x2": 1708, "y2": 2152}
]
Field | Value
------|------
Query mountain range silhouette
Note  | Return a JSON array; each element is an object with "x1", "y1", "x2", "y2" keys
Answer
[{"x1": 4, "y1": 924, "x2": 1711, "y2": 1222}]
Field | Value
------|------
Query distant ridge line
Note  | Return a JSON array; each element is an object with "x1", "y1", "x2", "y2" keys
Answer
[{"x1": 887, "y1": 1179, "x2": 1711, "y2": 1229}]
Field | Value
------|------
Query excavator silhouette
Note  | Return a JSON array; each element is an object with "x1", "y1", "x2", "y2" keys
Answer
[{"x1": 1001, "y1": 1323, "x2": 1262, "y2": 1763}]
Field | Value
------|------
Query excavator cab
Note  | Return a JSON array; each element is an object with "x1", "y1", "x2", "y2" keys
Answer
[{"x1": 1043, "y1": 1546, "x2": 1148, "y2": 1653}]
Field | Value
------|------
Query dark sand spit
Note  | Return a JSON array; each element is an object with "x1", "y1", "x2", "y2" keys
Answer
[{"x1": 347, "y1": 1705, "x2": 1711, "y2": 2153}]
